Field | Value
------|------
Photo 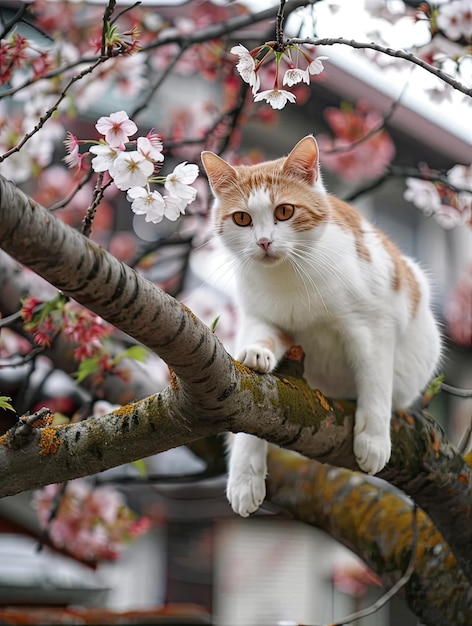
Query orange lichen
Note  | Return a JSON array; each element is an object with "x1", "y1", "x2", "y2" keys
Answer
[
  {"x1": 111, "y1": 401, "x2": 140, "y2": 417},
  {"x1": 315, "y1": 389, "x2": 331, "y2": 412},
  {"x1": 431, "y1": 429, "x2": 441, "y2": 458},
  {"x1": 38, "y1": 425, "x2": 64, "y2": 455},
  {"x1": 396, "y1": 409, "x2": 415, "y2": 425},
  {"x1": 20, "y1": 411, "x2": 54, "y2": 429},
  {"x1": 168, "y1": 366, "x2": 179, "y2": 392},
  {"x1": 180, "y1": 302, "x2": 198, "y2": 324},
  {"x1": 0, "y1": 433, "x2": 8, "y2": 446},
  {"x1": 233, "y1": 358, "x2": 252, "y2": 375}
]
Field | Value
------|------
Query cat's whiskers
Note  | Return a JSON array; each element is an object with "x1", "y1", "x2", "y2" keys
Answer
[
  {"x1": 293, "y1": 241, "x2": 360, "y2": 301},
  {"x1": 285, "y1": 254, "x2": 330, "y2": 317}
]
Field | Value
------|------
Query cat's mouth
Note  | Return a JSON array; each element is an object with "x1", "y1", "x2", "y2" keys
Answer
[{"x1": 257, "y1": 250, "x2": 283, "y2": 266}]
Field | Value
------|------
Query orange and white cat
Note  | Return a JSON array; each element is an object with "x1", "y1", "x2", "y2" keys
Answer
[{"x1": 201, "y1": 136, "x2": 441, "y2": 517}]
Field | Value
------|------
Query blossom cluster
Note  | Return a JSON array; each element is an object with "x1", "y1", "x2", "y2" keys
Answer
[
  {"x1": 317, "y1": 104, "x2": 396, "y2": 182},
  {"x1": 21, "y1": 294, "x2": 110, "y2": 358},
  {"x1": 33, "y1": 479, "x2": 151, "y2": 562},
  {"x1": 230, "y1": 43, "x2": 327, "y2": 109},
  {"x1": 404, "y1": 164, "x2": 472, "y2": 228},
  {"x1": 434, "y1": 0, "x2": 472, "y2": 41},
  {"x1": 64, "y1": 111, "x2": 199, "y2": 223}
]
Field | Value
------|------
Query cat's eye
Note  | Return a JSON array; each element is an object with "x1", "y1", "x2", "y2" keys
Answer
[
  {"x1": 274, "y1": 204, "x2": 294, "y2": 221},
  {"x1": 232, "y1": 211, "x2": 252, "y2": 227}
]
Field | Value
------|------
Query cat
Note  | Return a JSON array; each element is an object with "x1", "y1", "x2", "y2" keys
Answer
[{"x1": 201, "y1": 135, "x2": 441, "y2": 518}]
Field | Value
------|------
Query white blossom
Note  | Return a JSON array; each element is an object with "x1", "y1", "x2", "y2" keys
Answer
[
  {"x1": 253, "y1": 89, "x2": 297, "y2": 110},
  {"x1": 231, "y1": 44, "x2": 260, "y2": 94},
  {"x1": 437, "y1": 0, "x2": 472, "y2": 40},
  {"x1": 283, "y1": 67, "x2": 310, "y2": 87},
  {"x1": 128, "y1": 186, "x2": 166, "y2": 223},
  {"x1": 307, "y1": 56, "x2": 328, "y2": 75},
  {"x1": 89, "y1": 143, "x2": 121, "y2": 173},
  {"x1": 137, "y1": 136, "x2": 164, "y2": 163},
  {"x1": 112, "y1": 151, "x2": 154, "y2": 191},
  {"x1": 403, "y1": 178, "x2": 442, "y2": 216},
  {"x1": 165, "y1": 162, "x2": 199, "y2": 201}
]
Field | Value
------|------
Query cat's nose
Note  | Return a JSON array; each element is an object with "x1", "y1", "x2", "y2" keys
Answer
[{"x1": 257, "y1": 238, "x2": 272, "y2": 252}]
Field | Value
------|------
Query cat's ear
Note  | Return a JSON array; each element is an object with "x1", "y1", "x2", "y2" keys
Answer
[
  {"x1": 282, "y1": 135, "x2": 319, "y2": 184},
  {"x1": 201, "y1": 151, "x2": 237, "y2": 193}
]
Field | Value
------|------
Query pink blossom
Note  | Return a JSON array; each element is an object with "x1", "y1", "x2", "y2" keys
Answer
[
  {"x1": 95, "y1": 111, "x2": 138, "y2": 147},
  {"x1": 445, "y1": 264, "x2": 472, "y2": 347},
  {"x1": 32, "y1": 479, "x2": 150, "y2": 563},
  {"x1": 63, "y1": 132, "x2": 81, "y2": 169}
]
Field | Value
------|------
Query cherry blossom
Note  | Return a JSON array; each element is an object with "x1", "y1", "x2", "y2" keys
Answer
[
  {"x1": 437, "y1": 0, "x2": 472, "y2": 41},
  {"x1": 63, "y1": 132, "x2": 81, "y2": 169},
  {"x1": 95, "y1": 110, "x2": 138, "y2": 148},
  {"x1": 112, "y1": 150, "x2": 155, "y2": 191},
  {"x1": 230, "y1": 44, "x2": 260, "y2": 94},
  {"x1": 283, "y1": 67, "x2": 310, "y2": 86},
  {"x1": 254, "y1": 88, "x2": 297, "y2": 109},
  {"x1": 445, "y1": 264, "x2": 472, "y2": 347},
  {"x1": 128, "y1": 186, "x2": 166, "y2": 223},
  {"x1": 164, "y1": 162, "x2": 199, "y2": 201},
  {"x1": 33, "y1": 479, "x2": 151, "y2": 563},
  {"x1": 162, "y1": 194, "x2": 188, "y2": 221},
  {"x1": 404, "y1": 178, "x2": 442, "y2": 215},
  {"x1": 307, "y1": 56, "x2": 328, "y2": 75},
  {"x1": 137, "y1": 135, "x2": 164, "y2": 163},
  {"x1": 89, "y1": 142, "x2": 121, "y2": 173}
]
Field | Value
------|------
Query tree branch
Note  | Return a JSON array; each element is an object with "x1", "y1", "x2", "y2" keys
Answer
[
  {"x1": 266, "y1": 449, "x2": 472, "y2": 625},
  {"x1": 287, "y1": 36, "x2": 472, "y2": 98}
]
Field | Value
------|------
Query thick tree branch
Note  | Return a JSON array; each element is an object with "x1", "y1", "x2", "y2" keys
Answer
[
  {"x1": 266, "y1": 449, "x2": 472, "y2": 625},
  {"x1": 1, "y1": 173, "x2": 472, "y2": 586}
]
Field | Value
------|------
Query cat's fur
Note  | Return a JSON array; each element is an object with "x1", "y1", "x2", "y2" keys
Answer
[{"x1": 201, "y1": 136, "x2": 441, "y2": 517}]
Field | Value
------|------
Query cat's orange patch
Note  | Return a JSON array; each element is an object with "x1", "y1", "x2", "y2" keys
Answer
[
  {"x1": 377, "y1": 230, "x2": 421, "y2": 317},
  {"x1": 330, "y1": 196, "x2": 371, "y2": 262}
]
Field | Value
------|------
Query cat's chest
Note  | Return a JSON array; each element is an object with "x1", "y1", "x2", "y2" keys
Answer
[{"x1": 240, "y1": 268, "x2": 329, "y2": 331}]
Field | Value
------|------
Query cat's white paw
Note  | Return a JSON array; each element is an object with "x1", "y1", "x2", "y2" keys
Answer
[
  {"x1": 353, "y1": 430, "x2": 391, "y2": 475},
  {"x1": 237, "y1": 345, "x2": 276, "y2": 373},
  {"x1": 227, "y1": 470, "x2": 266, "y2": 517}
]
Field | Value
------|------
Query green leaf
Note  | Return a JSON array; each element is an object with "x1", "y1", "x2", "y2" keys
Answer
[
  {"x1": 423, "y1": 373, "x2": 444, "y2": 405},
  {"x1": 0, "y1": 395, "x2": 15, "y2": 413},
  {"x1": 73, "y1": 355, "x2": 101, "y2": 383},
  {"x1": 132, "y1": 459, "x2": 148, "y2": 477},
  {"x1": 114, "y1": 345, "x2": 148, "y2": 366},
  {"x1": 210, "y1": 315, "x2": 220, "y2": 333}
]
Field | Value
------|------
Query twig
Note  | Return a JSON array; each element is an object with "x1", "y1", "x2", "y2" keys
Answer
[
  {"x1": 0, "y1": 57, "x2": 104, "y2": 163},
  {"x1": 82, "y1": 173, "x2": 113, "y2": 238},
  {"x1": 287, "y1": 36, "x2": 472, "y2": 98},
  {"x1": 48, "y1": 168, "x2": 95, "y2": 213},
  {"x1": 37, "y1": 482, "x2": 68, "y2": 553},
  {"x1": 441, "y1": 383, "x2": 472, "y2": 398},
  {"x1": 101, "y1": 0, "x2": 116, "y2": 56},
  {"x1": 275, "y1": 0, "x2": 287, "y2": 51}
]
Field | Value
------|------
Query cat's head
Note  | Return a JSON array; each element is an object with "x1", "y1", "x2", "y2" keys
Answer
[{"x1": 201, "y1": 135, "x2": 330, "y2": 267}]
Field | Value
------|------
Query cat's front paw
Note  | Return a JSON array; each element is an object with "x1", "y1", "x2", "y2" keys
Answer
[
  {"x1": 353, "y1": 430, "x2": 391, "y2": 475},
  {"x1": 227, "y1": 470, "x2": 266, "y2": 517},
  {"x1": 237, "y1": 345, "x2": 276, "y2": 373}
]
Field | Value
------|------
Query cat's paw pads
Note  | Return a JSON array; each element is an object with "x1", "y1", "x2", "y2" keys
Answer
[
  {"x1": 237, "y1": 345, "x2": 276, "y2": 373},
  {"x1": 354, "y1": 431, "x2": 391, "y2": 475},
  {"x1": 227, "y1": 471, "x2": 266, "y2": 517}
]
